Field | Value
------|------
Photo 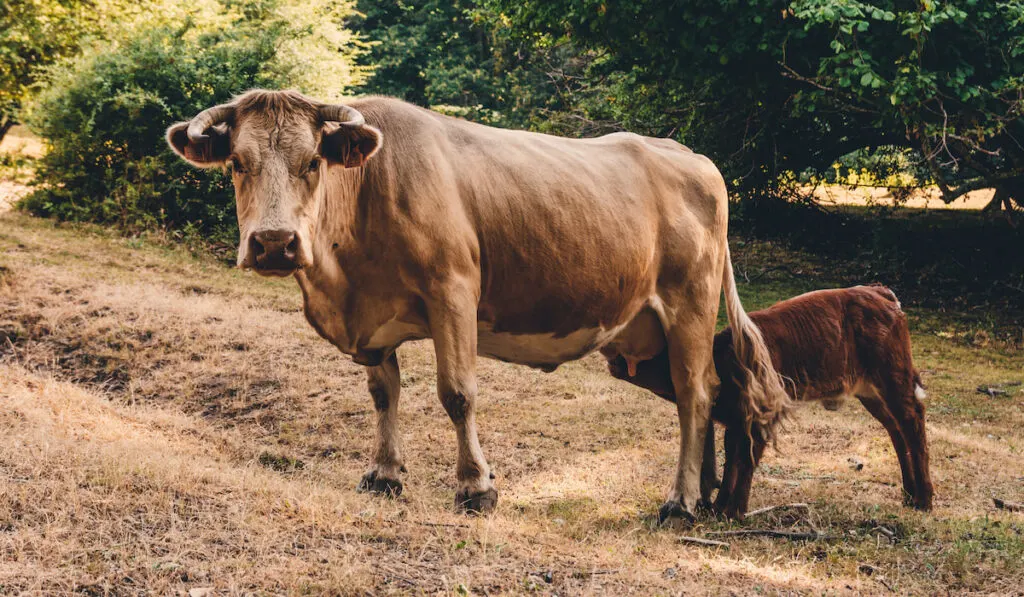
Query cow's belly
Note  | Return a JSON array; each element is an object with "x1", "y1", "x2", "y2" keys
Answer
[
  {"x1": 359, "y1": 299, "x2": 666, "y2": 373},
  {"x1": 477, "y1": 322, "x2": 627, "y2": 371}
]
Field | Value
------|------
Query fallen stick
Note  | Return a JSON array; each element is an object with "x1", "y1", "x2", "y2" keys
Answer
[
  {"x1": 705, "y1": 529, "x2": 833, "y2": 541},
  {"x1": 382, "y1": 518, "x2": 470, "y2": 529},
  {"x1": 976, "y1": 386, "x2": 1007, "y2": 397},
  {"x1": 678, "y1": 536, "x2": 730, "y2": 549},
  {"x1": 993, "y1": 498, "x2": 1024, "y2": 512},
  {"x1": 571, "y1": 569, "x2": 620, "y2": 578},
  {"x1": 745, "y1": 503, "x2": 810, "y2": 518}
]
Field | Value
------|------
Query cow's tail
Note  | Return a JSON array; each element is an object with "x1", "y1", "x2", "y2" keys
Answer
[{"x1": 722, "y1": 244, "x2": 792, "y2": 447}]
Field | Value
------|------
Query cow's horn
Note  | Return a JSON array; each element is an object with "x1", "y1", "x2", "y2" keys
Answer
[
  {"x1": 186, "y1": 104, "x2": 235, "y2": 143},
  {"x1": 319, "y1": 104, "x2": 365, "y2": 128}
]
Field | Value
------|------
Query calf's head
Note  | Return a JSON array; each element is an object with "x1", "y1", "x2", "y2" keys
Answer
[{"x1": 166, "y1": 90, "x2": 382, "y2": 275}]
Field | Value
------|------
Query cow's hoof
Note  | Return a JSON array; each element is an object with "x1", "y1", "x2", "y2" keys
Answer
[
  {"x1": 696, "y1": 499, "x2": 715, "y2": 514},
  {"x1": 657, "y1": 500, "x2": 696, "y2": 525},
  {"x1": 357, "y1": 470, "x2": 403, "y2": 497},
  {"x1": 455, "y1": 487, "x2": 498, "y2": 514}
]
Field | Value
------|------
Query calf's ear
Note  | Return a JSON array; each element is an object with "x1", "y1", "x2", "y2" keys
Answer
[
  {"x1": 321, "y1": 124, "x2": 383, "y2": 168},
  {"x1": 166, "y1": 122, "x2": 232, "y2": 167}
]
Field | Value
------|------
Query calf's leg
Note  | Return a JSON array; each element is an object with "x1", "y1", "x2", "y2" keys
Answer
[
  {"x1": 713, "y1": 426, "x2": 741, "y2": 515},
  {"x1": 722, "y1": 429, "x2": 766, "y2": 520},
  {"x1": 857, "y1": 395, "x2": 917, "y2": 506},
  {"x1": 699, "y1": 420, "x2": 720, "y2": 508},
  {"x1": 358, "y1": 353, "x2": 406, "y2": 495},
  {"x1": 885, "y1": 384, "x2": 933, "y2": 511}
]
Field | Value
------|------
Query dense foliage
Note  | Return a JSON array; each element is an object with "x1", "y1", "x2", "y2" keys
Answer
[
  {"x1": 354, "y1": 0, "x2": 562, "y2": 127},
  {"x1": 22, "y1": 0, "x2": 366, "y2": 238},
  {"x1": 0, "y1": 0, "x2": 91, "y2": 142},
  {"x1": 492, "y1": 0, "x2": 1024, "y2": 208}
]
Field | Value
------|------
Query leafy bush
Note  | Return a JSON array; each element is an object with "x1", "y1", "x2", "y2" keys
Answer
[{"x1": 22, "y1": 0, "x2": 366, "y2": 239}]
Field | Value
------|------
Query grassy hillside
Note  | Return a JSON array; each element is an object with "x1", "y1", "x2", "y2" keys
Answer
[{"x1": 1, "y1": 211, "x2": 1022, "y2": 595}]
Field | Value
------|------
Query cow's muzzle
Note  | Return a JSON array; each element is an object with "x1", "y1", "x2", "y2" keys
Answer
[{"x1": 247, "y1": 229, "x2": 301, "y2": 275}]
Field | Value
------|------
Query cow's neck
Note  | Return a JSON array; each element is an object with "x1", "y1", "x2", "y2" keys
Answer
[
  {"x1": 293, "y1": 163, "x2": 388, "y2": 358},
  {"x1": 317, "y1": 165, "x2": 366, "y2": 256}
]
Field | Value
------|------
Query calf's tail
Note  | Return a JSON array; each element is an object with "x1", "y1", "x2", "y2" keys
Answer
[{"x1": 721, "y1": 244, "x2": 792, "y2": 445}]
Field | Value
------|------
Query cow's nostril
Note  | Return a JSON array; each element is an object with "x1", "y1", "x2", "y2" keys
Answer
[
  {"x1": 250, "y1": 237, "x2": 265, "y2": 257},
  {"x1": 286, "y1": 236, "x2": 298, "y2": 255}
]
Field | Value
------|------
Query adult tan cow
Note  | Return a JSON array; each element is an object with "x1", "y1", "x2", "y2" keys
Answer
[{"x1": 166, "y1": 89, "x2": 787, "y2": 520}]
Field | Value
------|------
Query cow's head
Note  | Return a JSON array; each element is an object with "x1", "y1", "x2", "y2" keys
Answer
[{"x1": 166, "y1": 90, "x2": 382, "y2": 276}]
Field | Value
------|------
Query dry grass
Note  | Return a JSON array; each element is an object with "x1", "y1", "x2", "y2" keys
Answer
[{"x1": 1, "y1": 211, "x2": 1023, "y2": 595}]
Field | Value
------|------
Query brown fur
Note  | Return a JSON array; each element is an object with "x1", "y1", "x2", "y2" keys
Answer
[
  {"x1": 166, "y1": 89, "x2": 789, "y2": 517},
  {"x1": 609, "y1": 285, "x2": 934, "y2": 518}
]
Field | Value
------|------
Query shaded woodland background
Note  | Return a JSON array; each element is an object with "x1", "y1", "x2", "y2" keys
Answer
[{"x1": 2, "y1": 0, "x2": 1022, "y2": 318}]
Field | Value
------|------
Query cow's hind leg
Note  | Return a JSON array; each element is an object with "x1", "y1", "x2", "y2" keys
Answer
[
  {"x1": 658, "y1": 295, "x2": 719, "y2": 523},
  {"x1": 857, "y1": 395, "x2": 917, "y2": 507},
  {"x1": 358, "y1": 353, "x2": 406, "y2": 496}
]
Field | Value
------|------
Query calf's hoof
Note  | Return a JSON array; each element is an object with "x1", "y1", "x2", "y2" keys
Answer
[
  {"x1": 901, "y1": 489, "x2": 933, "y2": 511},
  {"x1": 696, "y1": 499, "x2": 715, "y2": 514},
  {"x1": 455, "y1": 487, "x2": 498, "y2": 514},
  {"x1": 357, "y1": 470, "x2": 403, "y2": 497},
  {"x1": 657, "y1": 500, "x2": 696, "y2": 526},
  {"x1": 911, "y1": 495, "x2": 933, "y2": 512}
]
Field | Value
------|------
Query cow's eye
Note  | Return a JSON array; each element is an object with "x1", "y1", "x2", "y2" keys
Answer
[
  {"x1": 307, "y1": 157, "x2": 320, "y2": 173},
  {"x1": 230, "y1": 157, "x2": 247, "y2": 174}
]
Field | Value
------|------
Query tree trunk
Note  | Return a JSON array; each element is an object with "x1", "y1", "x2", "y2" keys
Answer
[
  {"x1": 982, "y1": 187, "x2": 1007, "y2": 213},
  {"x1": 0, "y1": 117, "x2": 14, "y2": 145}
]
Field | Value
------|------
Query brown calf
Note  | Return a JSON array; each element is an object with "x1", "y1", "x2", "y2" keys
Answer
[{"x1": 609, "y1": 285, "x2": 933, "y2": 519}]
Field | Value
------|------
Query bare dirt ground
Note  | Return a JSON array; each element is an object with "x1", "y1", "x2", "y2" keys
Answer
[
  {"x1": 0, "y1": 126, "x2": 44, "y2": 159},
  {"x1": 0, "y1": 126, "x2": 37, "y2": 213},
  {"x1": 1, "y1": 212, "x2": 1023, "y2": 596}
]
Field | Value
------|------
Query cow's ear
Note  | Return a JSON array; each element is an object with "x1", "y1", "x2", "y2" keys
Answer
[
  {"x1": 166, "y1": 122, "x2": 232, "y2": 167},
  {"x1": 321, "y1": 124, "x2": 382, "y2": 168}
]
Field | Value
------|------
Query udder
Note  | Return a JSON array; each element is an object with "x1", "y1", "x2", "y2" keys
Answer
[{"x1": 600, "y1": 307, "x2": 667, "y2": 377}]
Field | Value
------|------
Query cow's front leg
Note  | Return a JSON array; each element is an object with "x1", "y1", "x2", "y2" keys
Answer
[
  {"x1": 427, "y1": 283, "x2": 496, "y2": 513},
  {"x1": 357, "y1": 353, "x2": 406, "y2": 496}
]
